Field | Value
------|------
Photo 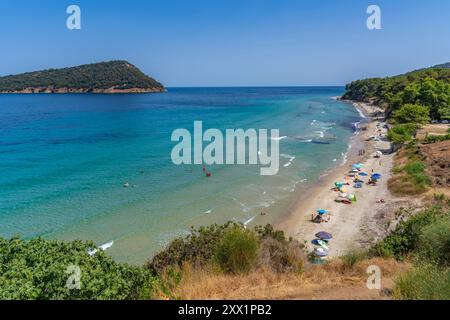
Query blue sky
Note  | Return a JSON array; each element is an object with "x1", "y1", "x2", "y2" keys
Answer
[{"x1": 0, "y1": 0, "x2": 449, "y2": 86}]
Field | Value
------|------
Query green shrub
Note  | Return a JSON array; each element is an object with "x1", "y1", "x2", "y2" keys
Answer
[
  {"x1": 387, "y1": 124, "x2": 419, "y2": 144},
  {"x1": 391, "y1": 159, "x2": 431, "y2": 195},
  {"x1": 254, "y1": 224, "x2": 290, "y2": 243},
  {"x1": 403, "y1": 161, "x2": 432, "y2": 187},
  {"x1": 214, "y1": 226, "x2": 259, "y2": 274},
  {"x1": 392, "y1": 104, "x2": 430, "y2": 125},
  {"x1": 148, "y1": 223, "x2": 306, "y2": 275},
  {"x1": 0, "y1": 237, "x2": 156, "y2": 300},
  {"x1": 147, "y1": 222, "x2": 241, "y2": 274},
  {"x1": 425, "y1": 134, "x2": 450, "y2": 144},
  {"x1": 417, "y1": 216, "x2": 450, "y2": 267},
  {"x1": 341, "y1": 250, "x2": 367, "y2": 270},
  {"x1": 258, "y1": 238, "x2": 305, "y2": 273},
  {"x1": 394, "y1": 263, "x2": 450, "y2": 300},
  {"x1": 370, "y1": 207, "x2": 444, "y2": 259}
]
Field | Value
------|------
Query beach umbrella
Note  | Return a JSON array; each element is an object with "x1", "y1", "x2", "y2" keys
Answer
[
  {"x1": 354, "y1": 182, "x2": 363, "y2": 188},
  {"x1": 317, "y1": 209, "x2": 329, "y2": 215},
  {"x1": 352, "y1": 163, "x2": 363, "y2": 169},
  {"x1": 314, "y1": 247, "x2": 329, "y2": 257},
  {"x1": 311, "y1": 239, "x2": 329, "y2": 247},
  {"x1": 317, "y1": 239, "x2": 329, "y2": 250},
  {"x1": 358, "y1": 172, "x2": 368, "y2": 176},
  {"x1": 315, "y1": 231, "x2": 333, "y2": 240},
  {"x1": 371, "y1": 173, "x2": 382, "y2": 180}
]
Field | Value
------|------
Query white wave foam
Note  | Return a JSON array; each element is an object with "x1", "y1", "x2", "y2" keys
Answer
[
  {"x1": 314, "y1": 131, "x2": 325, "y2": 138},
  {"x1": 271, "y1": 136, "x2": 287, "y2": 141},
  {"x1": 243, "y1": 216, "x2": 256, "y2": 227},
  {"x1": 354, "y1": 104, "x2": 367, "y2": 119},
  {"x1": 88, "y1": 240, "x2": 114, "y2": 256},
  {"x1": 341, "y1": 144, "x2": 351, "y2": 165}
]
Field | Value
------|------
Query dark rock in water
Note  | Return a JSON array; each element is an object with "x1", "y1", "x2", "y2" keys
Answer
[{"x1": 311, "y1": 139, "x2": 332, "y2": 145}]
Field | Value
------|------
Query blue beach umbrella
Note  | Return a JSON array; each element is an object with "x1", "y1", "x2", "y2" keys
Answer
[
  {"x1": 371, "y1": 173, "x2": 382, "y2": 180},
  {"x1": 358, "y1": 172, "x2": 368, "y2": 176},
  {"x1": 311, "y1": 239, "x2": 328, "y2": 246},
  {"x1": 317, "y1": 209, "x2": 329, "y2": 215},
  {"x1": 315, "y1": 231, "x2": 333, "y2": 240}
]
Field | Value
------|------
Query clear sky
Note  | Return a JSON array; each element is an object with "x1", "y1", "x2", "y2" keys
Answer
[{"x1": 0, "y1": 0, "x2": 449, "y2": 87}]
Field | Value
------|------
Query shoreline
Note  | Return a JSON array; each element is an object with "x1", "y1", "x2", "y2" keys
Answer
[{"x1": 274, "y1": 99, "x2": 403, "y2": 256}]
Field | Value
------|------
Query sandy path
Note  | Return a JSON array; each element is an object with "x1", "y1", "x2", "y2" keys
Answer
[{"x1": 277, "y1": 101, "x2": 400, "y2": 257}]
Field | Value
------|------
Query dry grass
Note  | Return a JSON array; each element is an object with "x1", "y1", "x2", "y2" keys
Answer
[
  {"x1": 416, "y1": 124, "x2": 450, "y2": 141},
  {"x1": 388, "y1": 145, "x2": 430, "y2": 196},
  {"x1": 388, "y1": 174, "x2": 429, "y2": 195},
  {"x1": 169, "y1": 258, "x2": 408, "y2": 300}
]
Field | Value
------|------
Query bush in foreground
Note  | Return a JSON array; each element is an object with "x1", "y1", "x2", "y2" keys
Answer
[
  {"x1": 147, "y1": 222, "x2": 241, "y2": 274},
  {"x1": 393, "y1": 263, "x2": 450, "y2": 300},
  {"x1": 214, "y1": 226, "x2": 259, "y2": 274},
  {"x1": 417, "y1": 216, "x2": 450, "y2": 267},
  {"x1": 340, "y1": 250, "x2": 368, "y2": 270},
  {"x1": 147, "y1": 223, "x2": 306, "y2": 276},
  {"x1": 370, "y1": 206, "x2": 445, "y2": 259},
  {"x1": 0, "y1": 238, "x2": 156, "y2": 300}
]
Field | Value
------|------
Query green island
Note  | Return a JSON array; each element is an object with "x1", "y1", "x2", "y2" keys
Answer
[{"x1": 0, "y1": 61, "x2": 165, "y2": 94}]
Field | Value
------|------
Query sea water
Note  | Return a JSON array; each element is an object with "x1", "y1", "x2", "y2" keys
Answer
[{"x1": 0, "y1": 87, "x2": 361, "y2": 264}]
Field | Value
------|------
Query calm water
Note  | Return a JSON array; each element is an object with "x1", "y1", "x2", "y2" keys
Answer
[{"x1": 0, "y1": 87, "x2": 360, "y2": 264}]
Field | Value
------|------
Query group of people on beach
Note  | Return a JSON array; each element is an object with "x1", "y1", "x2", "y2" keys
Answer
[{"x1": 309, "y1": 148, "x2": 386, "y2": 259}]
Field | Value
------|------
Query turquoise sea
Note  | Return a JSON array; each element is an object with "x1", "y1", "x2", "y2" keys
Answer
[{"x1": 0, "y1": 87, "x2": 361, "y2": 264}]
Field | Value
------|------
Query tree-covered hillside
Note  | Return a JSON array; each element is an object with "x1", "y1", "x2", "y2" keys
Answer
[
  {"x1": 342, "y1": 64, "x2": 450, "y2": 120},
  {"x1": 0, "y1": 61, "x2": 165, "y2": 93},
  {"x1": 433, "y1": 62, "x2": 450, "y2": 69}
]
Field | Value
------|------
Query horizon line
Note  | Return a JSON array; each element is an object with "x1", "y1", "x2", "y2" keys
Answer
[{"x1": 164, "y1": 85, "x2": 346, "y2": 89}]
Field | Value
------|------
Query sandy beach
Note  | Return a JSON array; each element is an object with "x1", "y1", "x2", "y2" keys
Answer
[{"x1": 277, "y1": 100, "x2": 409, "y2": 257}]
